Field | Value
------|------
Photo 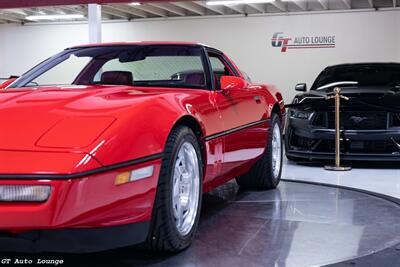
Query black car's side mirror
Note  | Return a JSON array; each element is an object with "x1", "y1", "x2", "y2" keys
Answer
[{"x1": 295, "y1": 83, "x2": 307, "y2": 92}]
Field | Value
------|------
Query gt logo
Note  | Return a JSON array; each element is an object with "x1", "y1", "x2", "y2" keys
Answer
[{"x1": 271, "y1": 32, "x2": 291, "y2": 53}]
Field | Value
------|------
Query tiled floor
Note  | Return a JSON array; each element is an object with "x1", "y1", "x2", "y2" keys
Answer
[{"x1": 282, "y1": 158, "x2": 400, "y2": 198}]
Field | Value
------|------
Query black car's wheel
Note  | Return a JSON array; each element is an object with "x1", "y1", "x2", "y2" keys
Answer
[
  {"x1": 146, "y1": 125, "x2": 203, "y2": 252},
  {"x1": 236, "y1": 113, "x2": 282, "y2": 190}
]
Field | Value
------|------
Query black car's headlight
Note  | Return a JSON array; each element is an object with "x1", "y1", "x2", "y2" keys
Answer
[{"x1": 290, "y1": 110, "x2": 313, "y2": 119}]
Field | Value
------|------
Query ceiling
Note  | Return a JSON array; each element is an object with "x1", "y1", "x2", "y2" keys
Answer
[{"x1": 0, "y1": 0, "x2": 398, "y2": 24}]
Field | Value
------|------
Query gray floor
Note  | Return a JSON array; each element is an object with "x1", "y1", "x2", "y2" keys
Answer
[
  {"x1": 37, "y1": 180, "x2": 400, "y2": 267},
  {"x1": 282, "y1": 157, "x2": 400, "y2": 199}
]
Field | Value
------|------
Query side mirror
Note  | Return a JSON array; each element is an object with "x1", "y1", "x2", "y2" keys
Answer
[
  {"x1": 295, "y1": 83, "x2": 307, "y2": 92},
  {"x1": 220, "y1": 76, "x2": 248, "y2": 92},
  {"x1": 0, "y1": 77, "x2": 17, "y2": 89}
]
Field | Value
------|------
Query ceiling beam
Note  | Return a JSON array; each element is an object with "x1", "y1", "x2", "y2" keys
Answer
[
  {"x1": 171, "y1": 2, "x2": 205, "y2": 15},
  {"x1": 224, "y1": 4, "x2": 245, "y2": 13},
  {"x1": 0, "y1": 13, "x2": 23, "y2": 23},
  {"x1": 106, "y1": 4, "x2": 147, "y2": 18},
  {"x1": 39, "y1": 7, "x2": 66, "y2": 15},
  {"x1": 1, "y1": 9, "x2": 27, "y2": 16},
  {"x1": 248, "y1": 3, "x2": 266, "y2": 13},
  {"x1": 318, "y1": 0, "x2": 329, "y2": 9},
  {"x1": 291, "y1": 0, "x2": 308, "y2": 10},
  {"x1": 0, "y1": 0, "x2": 189, "y2": 9},
  {"x1": 101, "y1": 5, "x2": 130, "y2": 19},
  {"x1": 341, "y1": 0, "x2": 352, "y2": 8},
  {"x1": 148, "y1": 3, "x2": 186, "y2": 16},
  {"x1": 270, "y1": 1, "x2": 287, "y2": 11},
  {"x1": 132, "y1": 5, "x2": 167, "y2": 17},
  {"x1": 194, "y1": 1, "x2": 226, "y2": 15}
]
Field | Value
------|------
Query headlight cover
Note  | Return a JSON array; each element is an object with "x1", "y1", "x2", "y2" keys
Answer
[
  {"x1": 290, "y1": 110, "x2": 313, "y2": 119},
  {"x1": 0, "y1": 185, "x2": 51, "y2": 202}
]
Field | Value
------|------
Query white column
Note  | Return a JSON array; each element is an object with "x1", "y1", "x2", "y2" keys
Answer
[{"x1": 88, "y1": 4, "x2": 102, "y2": 44}]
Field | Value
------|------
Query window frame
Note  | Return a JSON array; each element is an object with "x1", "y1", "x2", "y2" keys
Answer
[{"x1": 205, "y1": 48, "x2": 241, "y2": 91}]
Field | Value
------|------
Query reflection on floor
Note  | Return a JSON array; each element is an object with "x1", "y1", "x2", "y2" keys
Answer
[
  {"x1": 282, "y1": 158, "x2": 400, "y2": 198},
  {"x1": 5, "y1": 181, "x2": 400, "y2": 267}
]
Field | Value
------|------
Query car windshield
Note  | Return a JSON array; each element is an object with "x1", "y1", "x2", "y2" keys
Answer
[
  {"x1": 311, "y1": 64, "x2": 400, "y2": 90},
  {"x1": 10, "y1": 45, "x2": 207, "y2": 89}
]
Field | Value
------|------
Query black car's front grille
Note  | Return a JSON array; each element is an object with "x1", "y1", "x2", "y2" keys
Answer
[{"x1": 327, "y1": 111, "x2": 388, "y2": 130}]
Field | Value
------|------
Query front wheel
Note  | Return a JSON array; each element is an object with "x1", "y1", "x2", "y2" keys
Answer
[
  {"x1": 236, "y1": 113, "x2": 283, "y2": 189},
  {"x1": 146, "y1": 126, "x2": 202, "y2": 252}
]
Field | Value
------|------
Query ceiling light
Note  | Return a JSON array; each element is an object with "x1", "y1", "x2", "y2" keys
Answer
[
  {"x1": 25, "y1": 14, "x2": 85, "y2": 21},
  {"x1": 206, "y1": 0, "x2": 275, "y2": 5},
  {"x1": 130, "y1": 2, "x2": 142, "y2": 6}
]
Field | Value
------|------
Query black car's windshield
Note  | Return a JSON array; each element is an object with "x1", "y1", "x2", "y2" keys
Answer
[
  {"x1": 311, "y1": 64, "x2": 400, "y2": 90},
  {"x1": 10, "y1": 45, "x2": 208, "y2": 89}
]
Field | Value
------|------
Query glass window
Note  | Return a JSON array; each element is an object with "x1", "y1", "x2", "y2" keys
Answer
[
  {"x1": 12, "y1": 45, "x2": 207, "y2": 90},
  {"x1": 30, "y1": 55, "x2": 91, "y2": 86},
  {"x1": 208, "y1": 54, "x2": 235, "y2": 89},
  {"x1": 95, "y1": 56, "x2": 204, "y2": 84},
  {"x1": 209, "y1": 57, "x2": 226, "y2": 73}
]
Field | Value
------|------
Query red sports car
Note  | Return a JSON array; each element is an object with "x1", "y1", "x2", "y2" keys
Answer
[{"x1": 0, "y1": 42, "x2": 285, "y2": 253}]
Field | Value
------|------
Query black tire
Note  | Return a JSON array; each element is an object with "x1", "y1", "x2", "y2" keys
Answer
[
  {"x1": 236, "y1": 113, "x2": 283, "y2": 190},
  {"x1": 146, "y1": 125, "x2": 203, "y2": 252}
]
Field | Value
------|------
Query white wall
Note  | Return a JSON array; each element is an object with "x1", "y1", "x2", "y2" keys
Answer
[{"x1": 0, "y1": 10, "x2": 399, "y2": 102}]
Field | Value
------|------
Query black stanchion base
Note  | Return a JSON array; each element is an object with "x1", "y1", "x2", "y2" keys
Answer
[{"x1": 324, "y1": 165, "x2": 352, "y2": 171}]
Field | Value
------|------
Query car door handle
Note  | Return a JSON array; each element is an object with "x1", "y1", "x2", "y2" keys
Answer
[{"x1": 254, "y1": 96, "x2": 261, "y2": 103}]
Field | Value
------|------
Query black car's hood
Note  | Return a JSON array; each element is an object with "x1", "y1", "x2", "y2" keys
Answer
[{"x1": 289, "y1": 86, "x2": 400, "y2": 111}]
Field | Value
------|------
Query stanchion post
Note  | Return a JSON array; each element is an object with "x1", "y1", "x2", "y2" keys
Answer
[{"x1": 324, "y1": 87, "x2": 352, "y2": 171}]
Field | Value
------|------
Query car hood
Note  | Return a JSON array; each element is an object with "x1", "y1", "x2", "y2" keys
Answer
[
  {"x1": 0, "y1": 85, "x2": 162, "y2": 152},
  {"x1": 291, "y1": 86, "x2": 400, "y2": 111}
]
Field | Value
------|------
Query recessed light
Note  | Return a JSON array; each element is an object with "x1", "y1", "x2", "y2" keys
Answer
[
  {"x1": 25, "y1": 14, "x2": 85, "y2": 21},
  {"x1": 206, "y1": 0, "x2": 275, "y2": 5}
]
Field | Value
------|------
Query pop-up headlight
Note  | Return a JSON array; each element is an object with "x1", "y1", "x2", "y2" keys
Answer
[{"x1": 0, "y1": 185, "x2": 51, "y2": 202}]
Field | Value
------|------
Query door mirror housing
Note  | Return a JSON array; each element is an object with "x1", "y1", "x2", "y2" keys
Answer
[
  {"x1": 220, "y1": 76, "x2": 248, "y2": 92},
  {"x1": 295, "y1": 83, "x2": 307, "y2": 92}
]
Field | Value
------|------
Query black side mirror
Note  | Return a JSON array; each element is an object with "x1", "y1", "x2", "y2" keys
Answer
[{"x1": 295, "y1": 83, "x2": 307, "y2": 92}]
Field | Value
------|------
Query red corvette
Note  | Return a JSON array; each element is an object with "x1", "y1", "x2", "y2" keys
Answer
[{"x1": 0, "y1": 42, "x2": 285, "y2": 253}]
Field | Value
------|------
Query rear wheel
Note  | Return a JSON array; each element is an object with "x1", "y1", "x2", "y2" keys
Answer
[
  {"x1": 146, "y1": 126, "x2": 202, "y2": 252},
  {"x1": 236, "y1": 113, "x2": 282, "y2": 189}
]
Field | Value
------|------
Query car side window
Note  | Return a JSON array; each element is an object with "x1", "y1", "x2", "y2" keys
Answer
[{"x1": 208, "y1": 54, "x2": 235, "y2": 90}]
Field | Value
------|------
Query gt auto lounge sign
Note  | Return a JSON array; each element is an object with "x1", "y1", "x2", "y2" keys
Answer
[{"x1": 272, "y1": 32, "x2": 336, "y2": 53}]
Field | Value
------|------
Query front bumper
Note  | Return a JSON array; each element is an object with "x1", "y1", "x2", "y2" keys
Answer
[
  {"x1": 0, "y1": 221, "x2": 149, "y2": 253},
  {"x1": 0, "y1": 157, "x2": 161, "y2": 252},
  {"x1": 286, "y1": 117, "x2": 400, "y2": 161}
]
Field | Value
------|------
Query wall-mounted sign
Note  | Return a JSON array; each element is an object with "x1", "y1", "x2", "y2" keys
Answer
[{"x1": 271, "y1": 32, "x2": 336, "y2": 53}]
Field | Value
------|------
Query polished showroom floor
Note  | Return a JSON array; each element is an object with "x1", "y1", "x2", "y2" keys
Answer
[
  {"x1": 283, "y1": 158, "x2": 400, "y2": 198},
  {"x1": 5, "y1": 178, "x2": 400, "y2": 267}
]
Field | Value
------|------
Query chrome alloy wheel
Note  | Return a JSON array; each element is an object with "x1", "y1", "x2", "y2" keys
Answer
[
  {"x1": 271, "y1": 123, "x2": 282, "y2": 179},
  {"x1": 172, "y1": 142, "x2": 200, "y2": 236}
]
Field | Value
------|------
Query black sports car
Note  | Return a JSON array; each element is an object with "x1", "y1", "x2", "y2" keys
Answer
[{"x1": 285, "y1": 63, "x2": 400, "y2": 161}]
